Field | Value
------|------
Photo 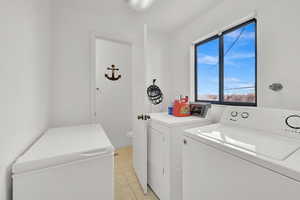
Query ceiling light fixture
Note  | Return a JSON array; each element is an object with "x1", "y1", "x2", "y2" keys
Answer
[{"x1": 126, "y1": 0, "x2": 156, "y2": 11}]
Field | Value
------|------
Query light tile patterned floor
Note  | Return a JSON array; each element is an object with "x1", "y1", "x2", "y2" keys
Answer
[{"x1": 115, "y1": 146, "x2": 159, "y2": 200}]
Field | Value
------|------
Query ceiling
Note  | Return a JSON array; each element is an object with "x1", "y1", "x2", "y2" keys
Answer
[
  {"x1": 135, "y1": 0, "x2": 224, "y2": 32},
  {"x1": 57, "y1": 0, "x2": 223, "y2": 33}
]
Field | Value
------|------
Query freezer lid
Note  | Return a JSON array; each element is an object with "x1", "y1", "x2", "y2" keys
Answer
[
  {"x1": 185, "y1": 124, "x2": 300, "y2": 161},
  {"x1": 13, "y1": 124, "x2": 114, "y2": 174}
]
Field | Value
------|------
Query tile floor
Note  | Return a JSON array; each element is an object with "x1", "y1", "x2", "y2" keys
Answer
[{"x1": 115, "y1": 146, "x2": 159, "y2": 200}]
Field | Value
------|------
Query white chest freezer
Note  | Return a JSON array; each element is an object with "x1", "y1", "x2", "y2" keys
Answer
[{"x1": 12, "y1": 124, "x2": 115, "y2": 200}]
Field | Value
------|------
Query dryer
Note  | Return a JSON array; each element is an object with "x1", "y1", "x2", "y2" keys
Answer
[{"x1": 183, "y1": 107, "x2": 300, "y2": 200}]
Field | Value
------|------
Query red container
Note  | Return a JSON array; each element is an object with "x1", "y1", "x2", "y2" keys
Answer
[{"x1": 173, "y1": 96, "x2": 191, "y2": 117}]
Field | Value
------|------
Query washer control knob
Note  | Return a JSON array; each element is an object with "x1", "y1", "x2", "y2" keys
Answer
[
  {"x1": 285, "y1": 115, "x2": 300, "y2": 129},
  {"x1": 231, "y1": 111, "x2": 238, "y2": 117},
  {"x1": 241, "y1": 112, "x2": 249, "y2": 119}
]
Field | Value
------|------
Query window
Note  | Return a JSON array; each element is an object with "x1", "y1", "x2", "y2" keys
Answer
[{"x1": 195, "y1": 19, "x2": 257, "y2": 106}]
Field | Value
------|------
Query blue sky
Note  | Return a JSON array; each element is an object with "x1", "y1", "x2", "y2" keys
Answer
[{"x1": 197, "y1": 22, "x2": 256, "y2": 99}]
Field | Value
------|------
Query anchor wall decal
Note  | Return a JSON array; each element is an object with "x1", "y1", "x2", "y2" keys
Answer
[{"x1": 105, "y1": 65, "x2": 121, "y2": 81}]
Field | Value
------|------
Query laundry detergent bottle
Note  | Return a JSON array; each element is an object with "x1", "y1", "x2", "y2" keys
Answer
[{"x1": 173, "y1": 96, "x2": 191, "y2": 117}]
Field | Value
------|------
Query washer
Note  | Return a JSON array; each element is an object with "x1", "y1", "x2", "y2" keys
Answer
[
  {"x1": 12, "y1": 124, "x2": 114, "y2": 200},
  {"x1": 183, "y1": 107, "x2": 300, "y2": 200}
]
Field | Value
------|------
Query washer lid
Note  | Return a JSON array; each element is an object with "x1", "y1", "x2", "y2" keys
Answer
[
  {"x1": 13, "y1": 124, "x2": 114, "y2": 174},
  {"x1": 186, "y1": 124, "x2": 300, "y2": 161}
]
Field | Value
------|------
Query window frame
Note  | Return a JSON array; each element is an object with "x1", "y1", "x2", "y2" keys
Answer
[{"x1": 194, "y1": 19, "x2": 257, "y2": 106}]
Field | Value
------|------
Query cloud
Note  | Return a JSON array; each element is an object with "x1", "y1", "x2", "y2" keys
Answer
[
  {"x1": 197, "y1": 55, "x2": 218, "y2": 65},
  {"x1": 226, "y1": 52, "x2": 255, "y2": 59},
  {"x1": 225, "y1": 30, "x2": 255, "y2": 40},
  {"x1": 224, "y1": 77, "x2": 254, "y2": 89},
  {"x1": 234, "y1": 83, "x2": 254, "y2": 88},
  {"x1": 224, "y1": 77, "x2": 241, "y2": 82},
  {"x1": 224, "y1": 76, "x2": 255, "y2": 95},
  {"x1": 223, "y1": 52, "x2": 255, "y2": 68}
]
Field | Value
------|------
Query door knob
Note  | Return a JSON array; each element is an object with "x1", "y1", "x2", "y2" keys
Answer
[
  {"x1": 137, "y1": 114, "x2": 151, "y2": 120},
  {"x1": 137, "y1": 114, "x2": 144, "y2": 120},
  {"x1": 144, "y1": 115, "x2": 151, "y2": 120}
]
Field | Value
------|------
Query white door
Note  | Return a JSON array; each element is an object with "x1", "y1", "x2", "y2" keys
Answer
[
  {"x1": 132, "y1": 24, "x2": 150, "y2": 194},
  {"x1": 95, "y1": 39, "x2": 132, "y2": 148}
]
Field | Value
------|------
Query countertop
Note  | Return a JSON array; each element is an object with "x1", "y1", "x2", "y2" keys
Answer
[{"x1": 150, "y1": 112, "x2": 211, "y2": 127}]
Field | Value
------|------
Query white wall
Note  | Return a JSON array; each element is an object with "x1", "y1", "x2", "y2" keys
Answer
[
  {"x1": 147, "y1": 30, "x2": 171, "y2": 112},
  {"x1": 0, "y1": 0, "x2": 52, "y2": 199},
  {"x1": 169, "y1": 0, "x2": 300, "y2": 121},
  {"x1": 50, "y1": 0, "x2": 173, "y2": 149},
  {"x1": 50, "y1": 0, "x2": 145, "y2": 129}
]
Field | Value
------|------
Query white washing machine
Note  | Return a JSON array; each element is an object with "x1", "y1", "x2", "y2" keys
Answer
[
  {"x1": 12, "y1": 124, "x2": 114, "y2": 200},
  {"x1": 183, "y1": 107, "x2": 300, "y2": 200}
]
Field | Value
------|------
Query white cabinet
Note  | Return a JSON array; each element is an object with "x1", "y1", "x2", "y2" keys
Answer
[
  {"x1": 148, "y1": 127, "x2": 167, "y2": 199},
  {"x1": 147, "y1": 113, "x2": 212, "y2": 200}
]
